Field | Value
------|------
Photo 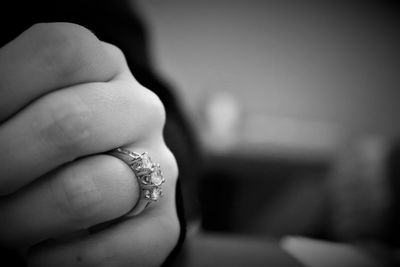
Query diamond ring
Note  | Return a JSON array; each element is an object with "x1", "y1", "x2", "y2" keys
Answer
[{"x1": 107, "y1": 147, "x2": 165, "y2": 216}]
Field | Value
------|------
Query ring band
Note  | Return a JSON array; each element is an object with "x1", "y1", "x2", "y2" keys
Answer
[{"x1": 107, "y1": 147, "x2": 165, "y2": 216}]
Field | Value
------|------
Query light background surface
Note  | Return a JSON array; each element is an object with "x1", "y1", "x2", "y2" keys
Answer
[{"x1": 136, "y1": 0, "x2": 400, "y2": 157}]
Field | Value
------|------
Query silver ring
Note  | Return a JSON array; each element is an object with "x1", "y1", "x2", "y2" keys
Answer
[{"x1": 107, "y1": 147, "x2": 165, "y2": 216}]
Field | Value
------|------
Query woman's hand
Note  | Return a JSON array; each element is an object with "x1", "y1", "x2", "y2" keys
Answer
[{"x1": 0, "y1": 23, "x2": 179, "y2": 266}]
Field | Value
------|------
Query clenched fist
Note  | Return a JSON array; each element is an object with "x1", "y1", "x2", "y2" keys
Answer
[{"x1": 0, "y1": 23, "x2": 179, "y2": 266}]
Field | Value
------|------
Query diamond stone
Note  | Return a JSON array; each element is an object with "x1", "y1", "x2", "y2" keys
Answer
[
  {"x1": 150, "y1": 187, "x2": 162, "y2": 200},
  {"x1": 133, "y1": 153, "x2": 154, "y2": 176},
  {"x1": 150, "y1": 166, "x2": 163, "y2": 186},
  {"x1": 140, "y1": 153, "x2": 153, "y2": 170},
  {"x1": 143, "y1": 189, "x2": 151, "y2": 199},
  {"x1": 144, "y1": 187, "x2": 162, "y2": 201}
]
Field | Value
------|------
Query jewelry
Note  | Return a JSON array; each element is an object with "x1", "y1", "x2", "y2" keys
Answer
[{"x1": 107, "y1": 147, "x2": 165, "y2": 216}]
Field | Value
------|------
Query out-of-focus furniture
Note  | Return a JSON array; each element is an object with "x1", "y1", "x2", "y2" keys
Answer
[
  {"x1": 171, "y1": 232, "x2": 304, "y2": 267},
  {"x1": 185, "y1": 136, "x2": 400, "y2": 266}
]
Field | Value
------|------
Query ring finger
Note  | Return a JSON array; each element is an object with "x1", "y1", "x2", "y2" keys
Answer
[{"x1": 0, "y1": 154, "x2": 139, "y2": 247}]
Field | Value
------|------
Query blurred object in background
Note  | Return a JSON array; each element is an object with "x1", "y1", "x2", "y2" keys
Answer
[
  {"x1": 200, "y1": 89, "x2": 243, "y2": 152},
  {"x1": 241, "y1": 114, "x2": 344, "y2": 160},
  {"x1": 325, "y1": 135, "x2": 396, "y2": 265},
  {"x1": 328, "y1": 135, "x2": 391, "y2": 243},
  {"x1": 281, "y1": 236, "x2": 382, "y2": 267}
]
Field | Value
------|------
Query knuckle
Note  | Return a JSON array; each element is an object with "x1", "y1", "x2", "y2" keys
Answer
[
  {"x1": 30, "y1": 22, "x2": 99, "y2": 79},
  {"x1": 38, "y1": 94, "x2": 92, "y2": 155},
  {"x1": 54, "y1": 156, "x2": 137, "y2": 228},
  {"x1": 141, "y1": 89, "x2": 166, "y2": 132},
  {"x1": 54, "y1": 167, "x2": 103, "y2": 225},
  {"x1": 102, "y1": 42, "x2": 126, "y2": 65}
]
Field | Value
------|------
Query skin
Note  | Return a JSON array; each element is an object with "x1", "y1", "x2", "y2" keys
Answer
[{"x1": 0, "y1": 22, "x2": 179, "y2": 266}]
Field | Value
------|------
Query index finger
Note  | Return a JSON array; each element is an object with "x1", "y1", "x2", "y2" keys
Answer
[{"x1": 0, "y1": 23, "x2": 122, "y2": 122}]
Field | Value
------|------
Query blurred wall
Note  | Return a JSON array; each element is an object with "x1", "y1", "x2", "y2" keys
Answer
[{"x1": 136, "y1": 0, "x2": 400, "y2": 156}]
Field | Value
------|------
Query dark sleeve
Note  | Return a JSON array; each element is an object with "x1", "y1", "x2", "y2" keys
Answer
[{"x1": 387, "y1": 140, "x2": 400, "y2": 247}]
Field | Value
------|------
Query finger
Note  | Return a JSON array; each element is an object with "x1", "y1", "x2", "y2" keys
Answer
[
  {"x1": 0, "y1": 23, "x2": 122, "y2": 122},
  {"x1": 28, "y1": 212, "x2": 180, "y2": 267},
  {"x1": 0, "y1": 155, "x2": 138, "y2": 247},
  {"x1": 0, "y1": 77, "x2": 165, "y2": 194},
  {"x1": 26, "y1": 145, "x2": 179, "y2": 267}
]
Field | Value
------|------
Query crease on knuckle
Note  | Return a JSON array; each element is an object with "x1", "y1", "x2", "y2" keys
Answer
[
  {"x1": 30, "y1": 23, "x2": 99, "y2": 80},
  {"x1": 53, "y1": 168, "x2": 103, "y2": 226},
  {"x1": 39, "y1": 95, "x2": 92, "y2": 156}
]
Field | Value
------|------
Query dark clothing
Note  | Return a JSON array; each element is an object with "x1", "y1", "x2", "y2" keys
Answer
[
  {"x1": 387, "y1": 141, "x2": 400, "y2": 247},
  {"x1": 0, "y1": 0, "x2": 200, "y2": 265}
]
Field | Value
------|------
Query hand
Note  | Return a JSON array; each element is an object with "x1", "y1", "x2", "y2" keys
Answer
[{"x1": 0, "y1": 23, "x2": 179, "y2": 266}]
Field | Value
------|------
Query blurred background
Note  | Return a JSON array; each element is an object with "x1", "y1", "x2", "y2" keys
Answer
[{"x1": 135, "y1": 0, "x2": 399, "y2": 264}]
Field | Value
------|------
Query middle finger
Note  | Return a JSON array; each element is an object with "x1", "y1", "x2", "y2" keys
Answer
[{"x1": 0, "y1": 79, "x2": 165, "y2": 194}]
